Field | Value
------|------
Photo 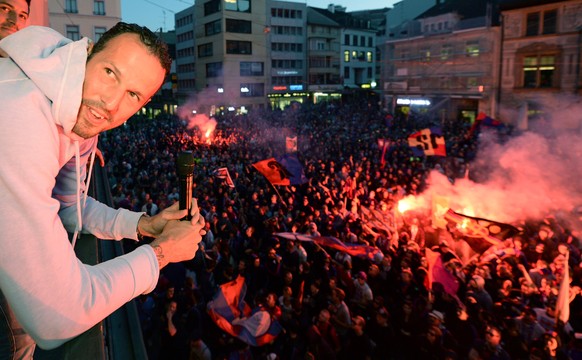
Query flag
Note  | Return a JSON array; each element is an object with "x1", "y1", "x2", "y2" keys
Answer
[
  {"x1": 469, "y1": 112, "x2": 506, "y2": 136},
  {"x1": 274, "y1": 233, "x2": 383, "y2": 262},
  {"x1": 408, "y1": 127, "x2": 446, "y2": 157},
  {"x1": 213, "y1": 167, "x2": 235, "y2": 188},
  {"x1": 426, "y1": 248, "x2": 459, "y2": 297},
  {"x1": 555, "y1": 251, "x2": 570, "y2": 324},
  {"x1": 286, "y1": 136, "x2": 298, "y2": 153},
  {"x1": 207, "y1": 276, "x2": 282, "y2": 346},
  {"x1": 378, "y1": 138, "x2": 390, "y2": 167},
  {"x1": 276, "y1": 154, "x2": 308, "y2": 185},
  {"x1": 252, "y1": 158, "x2": 293, "y2": 185},
  {"x1": 444, "y1": 209, "x2": 520, "y2": 253}
]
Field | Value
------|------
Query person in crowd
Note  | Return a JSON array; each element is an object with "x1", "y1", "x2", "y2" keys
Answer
[
  {"x1": 468, "y1": 325, "x2": 511, "y2": 360},
  {"x1": 0, "y1": 22, "x2": 205, "y2": 357},
  {"x1": 94, "y1": 81, "x2": 582, "y2": 360}
]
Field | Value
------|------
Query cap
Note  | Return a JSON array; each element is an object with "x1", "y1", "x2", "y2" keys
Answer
[{"x1": 429, "y1": 310, "x2": 445, "y2": 322}]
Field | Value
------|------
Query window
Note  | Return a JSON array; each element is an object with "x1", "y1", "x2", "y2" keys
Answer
[
  {"x1": 227, "y1": 40, "x2": 252, "y2": 54},
  {"x1": 523, "y1": 55, "x2": 555, "y2": 88},
  {"x1": 226, "y1": 19, "x2": 252, "y2": 34},
  {"x1": 240, "y1": 62, "x2": 264, "y2": 76},
  {"x1": 93, "y1": 0, "x2": 105, "y2": 15},
  {"x1": 65, "y1": 0, "x2": 78, "y2": 13},
  {"x1": 526, "y1": 12, "x2": 540, "y2": 36},
  {"x1": 360, "y1": 36, "x2": 365, "y2": 46},
  {"x1": 94, "y1": 27, "x2": 106, "y2": 42},
  {"x1": 240, "y1": 83, "x2": 264, "y2": 97},
  {"x1": 368, "y1": 37, "x2": 372, "y2": 47},
  {"x1": 527, "y1": 10, "x2": 557, "y2": 36},
  {"x1": 198, "y1": 43, "x2": 213, "y2": 58},
  {"x1": 352, "y1": 35, "x2": 358, "y2": 46},
  {"x1": 344, "y1": 66, "x2": 350, "y2": 79},
  {"x1": 206, "y1": 62, "x2": 223, "y2": 78},
  {"x1": 205, "y1": 20, "x2": 221, "y2": 36},
  {"x1": 225, "y1": 0, "x2": 250, "y2": 13},
  {"x1": 66, "y1": 25, "x2": 80, "y2": 40},
  {"x1": 367, "y1": 68, "x2": 372, "y2": 78},
  {"x1": 366, "y1": 51, "x2": 372, "y2": 62},
  {"x1": 543, "y1": 9, "x2": 557, "y2": 34},
  {"x1": 440, "y1": 45, "x2": 451, "y2": 60},
  {"x1": 204, "y1": 0, "x2": 221, "y2": 15},
  {"x1": 344, "y1": 34, "x2": 350, "y2": 45},
  {"x1": 420, "y1": 48, "x2": 431, "y2": 61},
  {"x1": 344, "y1": 50, "x2": 350, "y2": 62},
  {"x1": 466, "y1": 41, "x2": 479, "y2": 57}
]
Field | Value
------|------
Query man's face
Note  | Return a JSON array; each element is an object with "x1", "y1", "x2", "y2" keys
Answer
[
  {"x1": 73, "y1": 33, "x2": 165, "y2": 139},
  {"x1": 0, "y1": 0, "x2": 28, "y2": 40}
]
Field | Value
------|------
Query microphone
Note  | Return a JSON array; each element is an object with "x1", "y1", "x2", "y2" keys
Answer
[{"x1": 177, "y1": 150, "x2": 195, "y2": 220}]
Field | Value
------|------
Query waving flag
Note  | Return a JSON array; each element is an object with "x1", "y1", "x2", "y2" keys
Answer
[
  {"x1": 444, "y1": 209, "x2": 520, "y2": 253},
  {"x1": 252, "y1": 158, "x2": 292, "y2": 185},
  {"x1": 377, "y1": 138, "x2": 391, "y2": 167},
  {"x1": 253, "y1": 155, "x2": 307, "y2": 186},
  {"x1": 213, "y1": 167, "x2": 235, "y2": 188},
  {"x1": 426, "y1": 248, "x2": 459, "y2": 297},
  {"x1": 274, "y1": 233, "x2": 383, "y2": 261},
  {"x1": 555, "y1": 251, "x2": 570, "y2": 324},
  {"x1": 207, "y1": 276, "x2": 282, "y2": 346},
  {"x1": 408, "y1": 127, "x2": 446, "y2": 157},
  {"x1": 286, "y1": 136, "x2": 298, "y2": 153},
  {"x1": 276, "y1": 154, "x2": 308, "y2": 185}
]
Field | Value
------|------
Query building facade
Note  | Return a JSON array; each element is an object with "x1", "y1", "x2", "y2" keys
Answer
[
  {"x1": 267, "y1": 1, "x2": 309, "y2": 110},
  {"x1": 175, "y1": 6, "x2": 197, "y2": 104},
  {"x1": 306, "y1": 6, "x2": 342, "y2": 103},
  {"x1": 499, "y1": 0, "x2": 582, "y2": 130},
  {"x1": 382, "y1": 0, "x2": 501, "y2": 123},
  {"x1": 194, "y1": 0, "x2": 269, "y2": 113},
  {"x1": 48, "y1": 0, "x2": 120, "y2": 41}
]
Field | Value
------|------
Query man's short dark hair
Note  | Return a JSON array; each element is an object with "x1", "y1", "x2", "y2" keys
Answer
[{"x1": 88, "y1": 22, "x2": 172, "y2": 77}]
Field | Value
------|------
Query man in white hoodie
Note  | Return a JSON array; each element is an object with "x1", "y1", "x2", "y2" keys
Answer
[{"x1": 0, "y1": 22, "x2": 205, "y2": 358}]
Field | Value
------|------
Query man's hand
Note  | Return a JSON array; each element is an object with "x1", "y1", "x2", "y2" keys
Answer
[
  {"x1": 138, "y1": 199, "x2": 202, "y2": 238},
  {"x1": 148, "y1": 209, "x2": 205, "y2": 268}
]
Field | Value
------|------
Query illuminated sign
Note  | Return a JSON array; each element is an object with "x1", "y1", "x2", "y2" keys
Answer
[
  {"x1": 273, "y1": 86, "x2": 287, "y2": 91},
  {"x1": 289, "y1": 84, "x2": 303, "y2": 91},
  {"x1": 276, "y1": 70, "x2": 299, "y2": 76},
  {"x1": 396, "y1": 98, "x2": 431, "y2": 106},
  {"x1": 361, "y1": 84, "x2": 371, "y2": 89},
  {"x1": 240, "y1": 87, "x2": 250, "y2": 93},
  {"x1": 217, "y1": 88, "x2": 224, "y2": 93}
]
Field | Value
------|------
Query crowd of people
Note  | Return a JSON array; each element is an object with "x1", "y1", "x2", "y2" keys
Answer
[{"x1": 99, "y1": 99, "x2": 582, "y2": 360}]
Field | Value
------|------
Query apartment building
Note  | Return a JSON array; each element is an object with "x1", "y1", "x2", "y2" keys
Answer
[
  {"x1": 383, "y1": 0, "x2": 501, "y2": 123},
  {"x1": 499, "y1": 0, "x2": 582, "y2": 130},
  {"x1": 194, "y1": 0, "x2": 269, "y2": 113},
  {"x1": 175, "y1": 6, "x2": 197, "y2": 104},
  {"x1": 306, "y1": 6, "x2": 342, "y2": 103},
  {"x1": 267, "y1": 1, "x2": 309, "y2": 110}
]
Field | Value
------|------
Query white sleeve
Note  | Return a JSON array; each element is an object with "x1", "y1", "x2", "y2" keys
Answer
[{"x1": 0, "y1": 79, "x2": 158, "y2": 350}]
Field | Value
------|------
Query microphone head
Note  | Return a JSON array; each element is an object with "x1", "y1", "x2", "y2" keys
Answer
[{"x1": 177, "y1": 150, "x2": 195, "y2": 177}]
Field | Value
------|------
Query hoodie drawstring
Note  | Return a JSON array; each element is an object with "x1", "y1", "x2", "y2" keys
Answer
[{"x1": 71, "y1": 139, "x2": 97, "y2": 249}]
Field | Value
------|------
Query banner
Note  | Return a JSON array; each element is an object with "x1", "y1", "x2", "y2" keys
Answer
[
  {"x1": 276, "y1": 154, "x2": 308, "y2": 185},
  {"x1": 555, "y1": 251, "x2": 570, "y2": 324},
  {"x1": 408, "y1": 127, "x2": 446, "y2": 157}
]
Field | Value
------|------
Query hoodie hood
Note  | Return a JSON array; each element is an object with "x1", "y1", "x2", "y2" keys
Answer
[{"x1": 0, "y1": 26, "x2": 89, "y2": 137}]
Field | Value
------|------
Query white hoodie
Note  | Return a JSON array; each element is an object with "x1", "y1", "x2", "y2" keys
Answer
[{"x1": 0, "y1": 26, "x2": 159, "y2": 349}]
